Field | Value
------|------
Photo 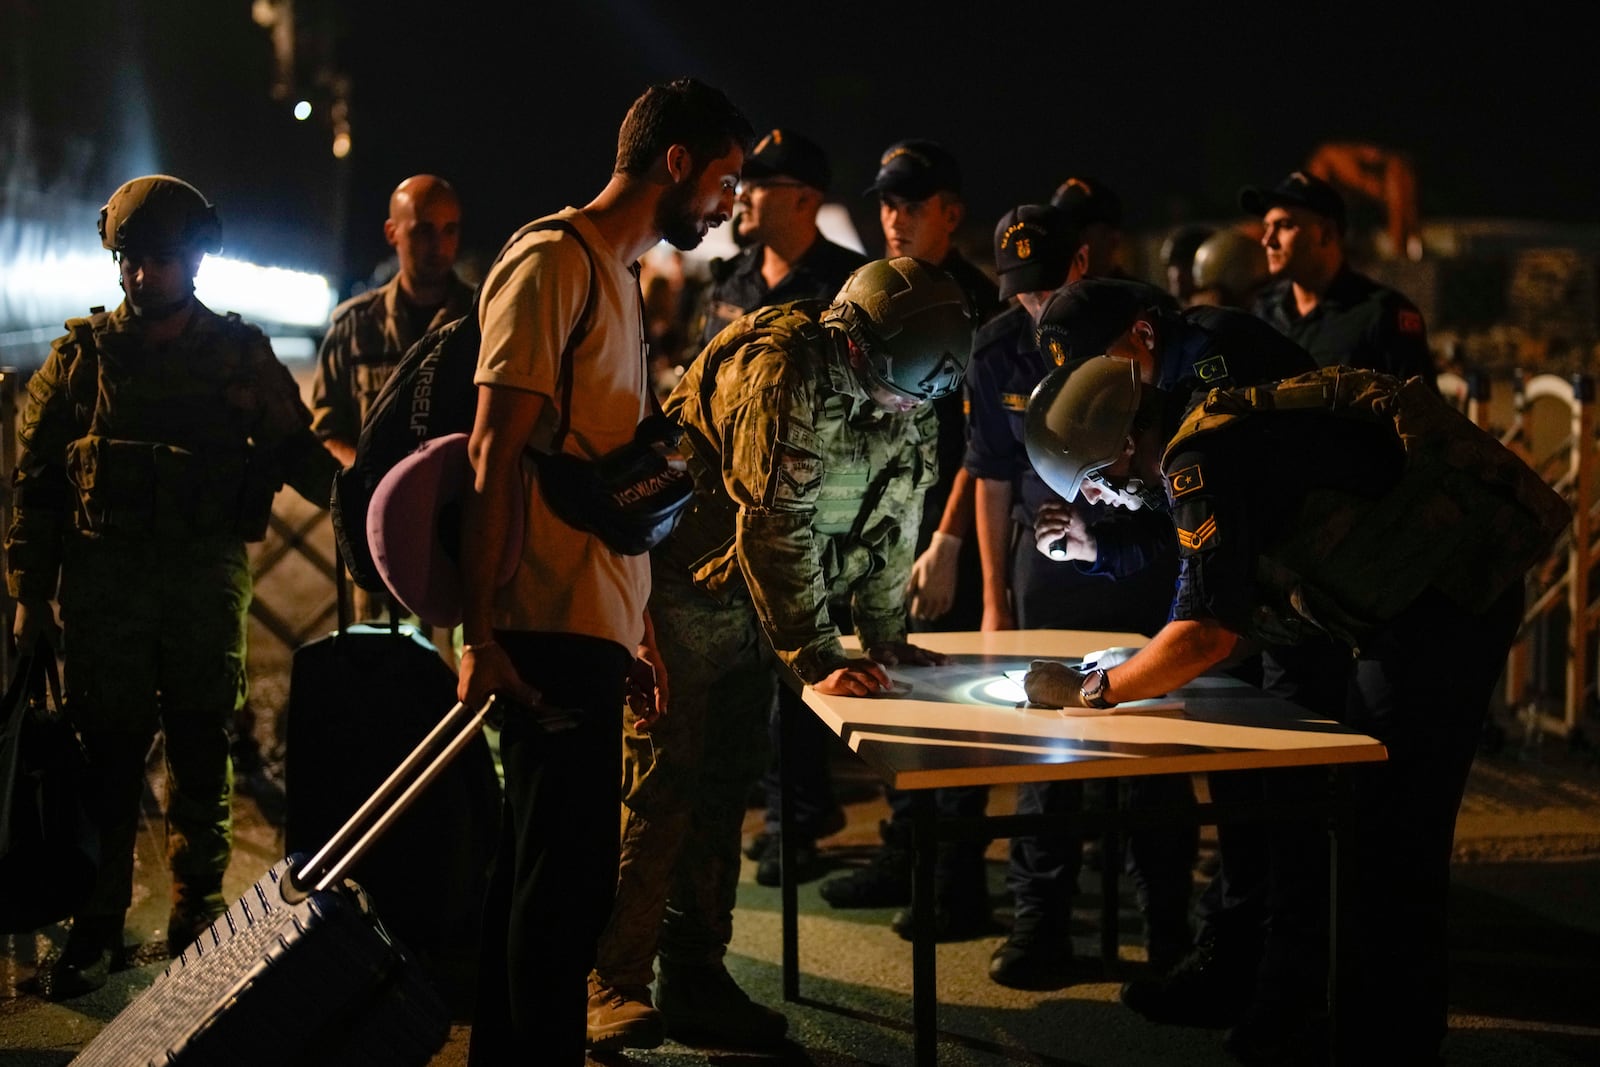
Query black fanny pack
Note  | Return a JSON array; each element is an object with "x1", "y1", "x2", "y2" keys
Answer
[{"x1": 532, "y1": 413, "x2": 692, "y2": 556}]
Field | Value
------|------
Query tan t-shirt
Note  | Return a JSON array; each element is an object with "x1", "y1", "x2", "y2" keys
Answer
[{"x1": 475, "y1": 208, "x2": 648, "y2": 649}]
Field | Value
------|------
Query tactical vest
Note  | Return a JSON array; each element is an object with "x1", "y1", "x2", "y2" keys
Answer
[
  {"x1": 58, "y1": 308, "x2": 297, "y2": 541},
  {"x1": 1165, "y1": 368, "x2": 1571, "y2": 647},
  {"x1": 663, "y1": 302, "x2": 923, "y2": 601}
]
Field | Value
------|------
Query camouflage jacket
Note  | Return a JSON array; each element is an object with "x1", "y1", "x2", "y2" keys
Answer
[
  {"x1": 660, "y1": 301, "x2": 941, "y2": 683},
  {"x1": 310, "y1": 272, "x2": 473, "y2": 445},
  {"x1": 1165, "y1": 368, "x2": 1570, "y2": 648},
  {"x1": 5, "y1": 300, "x2": 338, "y2": 601}
]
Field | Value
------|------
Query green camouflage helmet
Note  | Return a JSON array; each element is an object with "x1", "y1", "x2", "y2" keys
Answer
[
  {"x1": 821, "y1": 256, "x2": 972, "y2": 402},
  {"x1": 98, "y1": 175, "x2": 223, "y2": 255},
  {"x1": 1025, "y1": 355, "x2": 1142, "y2": 502},
  {"x1": 1191, "y1": 228, "x2": 1269, "y2": 304}
]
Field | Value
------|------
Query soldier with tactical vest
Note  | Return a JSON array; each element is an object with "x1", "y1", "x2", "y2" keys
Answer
[
  {"x1": 585, "y1": 256, "x2": 971, "y2": 1052},
  {"x1": 1022, "y1": 357, "x2": 1568, "y2": 1064},
  {"x1": 6, "y1": 175, "x2": 338, "y2": 999}
]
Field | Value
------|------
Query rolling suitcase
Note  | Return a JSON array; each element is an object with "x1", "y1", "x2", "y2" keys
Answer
[
  {"x1": 73, "y1": 697, "x2": 501, "y2": 1067},
  {"x1": 283, "y1": 582, "x2": 499, "y2": 1010}
]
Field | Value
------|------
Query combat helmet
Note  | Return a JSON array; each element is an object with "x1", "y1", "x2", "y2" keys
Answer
[
  {"x1": 1191, "y1": 228, "x2": 1270, "y2": 306},
  {"x1": 98, "y1": 175, "x2": 223, "y2": 255},
  {"x1": 1025, "y1": 355, "x2": 1144, "y2": 503},
  {"x1": 821, "y1": 257, "x2": 972, "y2": 403}
]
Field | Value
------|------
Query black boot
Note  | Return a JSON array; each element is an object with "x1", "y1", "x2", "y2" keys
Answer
[
  {"x1": 1119, "y1": 929, "x2": 1258, "y2": 1028},
  {"x1": 34, "y1": 914, "x2": 123, "y2": 1000},
  {"x1": 988, "y1": 915, "x2": 1100, "y2": 990},
  {"x1": 819, "y1": 819, "x2": 911, "y2": 908}
]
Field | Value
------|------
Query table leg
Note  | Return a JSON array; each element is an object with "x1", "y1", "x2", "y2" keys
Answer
[
  {"x1": 780, "y1": 686, "x2": 799, "y2": 1001},
  {"x1": 1327, "y1": 766, "x2": 1355, "y2": 1057},
  {"x1": 1100, "y1": 777, "x2": 1121, "y2": 968},
  {"x1": 911, "y1": 789, "x2": 938, "y2": 1067}
]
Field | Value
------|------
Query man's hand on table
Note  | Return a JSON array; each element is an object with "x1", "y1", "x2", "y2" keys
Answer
[{"x1": 814, "y1": 658, "x2": 893, "y2": 696}]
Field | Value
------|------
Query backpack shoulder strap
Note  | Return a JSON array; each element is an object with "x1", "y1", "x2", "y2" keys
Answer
[{"x1": 510, "y1": 218, "x2": 599, "y2": 454}]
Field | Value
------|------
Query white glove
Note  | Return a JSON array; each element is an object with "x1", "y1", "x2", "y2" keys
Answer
[{"x1": 906, "y1": 531, "x2": 962, "y2": 621}]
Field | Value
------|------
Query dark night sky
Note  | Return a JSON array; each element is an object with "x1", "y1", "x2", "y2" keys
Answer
[{"x1": 6, "y1": 1, "x2": 1597, "y2": 292}]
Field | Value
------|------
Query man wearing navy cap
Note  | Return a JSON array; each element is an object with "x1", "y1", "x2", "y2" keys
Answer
[
  {"x1": 1241, "y1": 170, "x2": 1436, "y2": 387},
  {"x1": 694, "y1": 129, "x2": 865, "y2": 348},
  {"x1": 1051, "y1": 175, "x2": 1128, "y2": 279}
]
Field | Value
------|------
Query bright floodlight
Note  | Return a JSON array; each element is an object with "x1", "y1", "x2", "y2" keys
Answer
[
  {"x1": 195, "y1": 256, "x2": 334, "y2": 327},
  {"x1": 293, "y1": 100, "x2": 312, "y2": 121}
]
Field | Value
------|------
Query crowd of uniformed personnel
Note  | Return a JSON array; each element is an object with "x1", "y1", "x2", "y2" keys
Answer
[{"x1": 2, "y1": 74, "x2": 1570, "y2": 1067}]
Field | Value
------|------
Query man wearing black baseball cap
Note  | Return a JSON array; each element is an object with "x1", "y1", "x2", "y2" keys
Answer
[
  {"x1": 1240, "y1": 170, "x2": 1435, "y2": 388},
  {"x1": 1051, "y1": 175, "x2": 1128, "y2": 279},
  {"x1": 815, "y1": 139, "x2": 994, "y2": 925},
  {"x1": 694, "y1": 128, "x2": 865, "y2": 349}
]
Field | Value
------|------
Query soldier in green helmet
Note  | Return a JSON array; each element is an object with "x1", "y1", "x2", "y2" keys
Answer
[
  {"x1": 585, "y1": 256, "x2": 972, "y2": 1052},
  {"x1": 6, "y1": 175, "x2": 338, "y2": 999}
]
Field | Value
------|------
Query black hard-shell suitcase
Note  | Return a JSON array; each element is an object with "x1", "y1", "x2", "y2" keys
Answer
[
  {"x1": 73, "y1": 698, "x2": 501, "y2": 1067},
  {"x1": 284, "y1": 615, "x2": 499, "y2": 1006}
]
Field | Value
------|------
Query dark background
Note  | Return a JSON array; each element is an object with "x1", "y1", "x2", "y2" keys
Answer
[{"x1": 4, "y1": 0, "x2": 1596, "y2": 294}]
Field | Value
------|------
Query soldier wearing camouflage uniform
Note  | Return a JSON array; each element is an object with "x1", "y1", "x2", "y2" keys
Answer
[
  {"x1": 6, "y1": 175, "x2": 338, "y2": 999},
  {"x1": 586, "y1": 257, "x2": 973, "y2": 1052},
  {"x1": 310, "y1": 174, "x2": 471, "y2": 468}
]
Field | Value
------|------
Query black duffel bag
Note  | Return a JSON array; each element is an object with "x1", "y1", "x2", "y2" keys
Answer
[{"x1": 0, "y1": 642, "x2": 98, "y2": 933}]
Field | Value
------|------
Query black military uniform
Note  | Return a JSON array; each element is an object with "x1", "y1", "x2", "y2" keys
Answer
[
  {"x1": 1159, "y1": 372, "x2": 1554, "y2": 1061},
  {"x1": 697, "y1": 238, "x2": 865, "y2": 349},
  {"x1": 1253, "y1": 263, "x2": 1435, "y2": 385}
]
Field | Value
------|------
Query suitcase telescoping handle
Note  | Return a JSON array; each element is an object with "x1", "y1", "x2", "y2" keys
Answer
[{"x1": 282, "y1": 696, "x2": 498, "y2": 902}]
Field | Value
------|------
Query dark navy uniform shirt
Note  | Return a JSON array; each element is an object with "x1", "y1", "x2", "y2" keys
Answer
[
  {"x1": 696, "y1": 235, "x2": 866, "y2": 349},
  {"x1": 919, "y1": 249, "x2": 999, "y2": 552},
  {"x1": 1166, "y1": 412, "x2": 1404, "y2": 632},
  {"x1": 1084, "y1": 306, "x2": 1317, "y2": 583},
  {"x1": 1252, "y1": 264, "x2": 1436, "y2": 389}
]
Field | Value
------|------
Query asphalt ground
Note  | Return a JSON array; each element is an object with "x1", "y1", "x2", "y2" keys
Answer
[{"x1": 3, "y1": 725, "x2": 1599, "y2": 1066}]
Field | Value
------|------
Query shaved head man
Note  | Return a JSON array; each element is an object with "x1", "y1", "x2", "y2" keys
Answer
[
  {"x1": 386, "y1": 174, "x2": 462, "y2": 307},
  {"x1": 312, "y1": 174, "x2": 473, "y2": 468}
]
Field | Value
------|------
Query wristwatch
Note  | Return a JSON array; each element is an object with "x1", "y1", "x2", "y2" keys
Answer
[{"x1": 1080, "y1": 668, "x2": 1113, "y2": 709}]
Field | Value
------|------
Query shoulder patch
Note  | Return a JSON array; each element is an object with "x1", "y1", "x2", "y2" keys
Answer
[
  {"x1": 1168, "y1": 463, "x2": 1204, "y2": 497},
  {"x1": 1397, "y1": 308, "x2": 1424, "y2": 335},
  {"x1": 1000, "y1": 391, "x2": 1028, "y2": 413},
  {"x1": 1193, "y1": 354, "x2": 1229, "y2": 384}
]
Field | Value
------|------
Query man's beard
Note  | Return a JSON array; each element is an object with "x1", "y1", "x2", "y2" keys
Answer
[
  {"x1": 730, "y1": 209, "x2": 757, "y2": 250},
  {"x1": 656, "y1": 180, "x2": 706, "y2": 252}
]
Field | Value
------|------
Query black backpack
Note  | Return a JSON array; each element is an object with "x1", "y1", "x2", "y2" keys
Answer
[{"x1": 330, "y1": 218, "x2": 596, "y2": 592}]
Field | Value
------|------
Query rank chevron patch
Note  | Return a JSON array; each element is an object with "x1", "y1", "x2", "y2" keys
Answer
[{"x1": 1177, "y1": 515, "x2": 1217, "y2": 550}]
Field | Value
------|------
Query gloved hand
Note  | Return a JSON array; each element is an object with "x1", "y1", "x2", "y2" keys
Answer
[
  {"x1": 1023, "y1": 659, "x2": 1090, "y2": 709},
  {"x1": 905, "y1": 531, "x2": 962, "y2": 621}
]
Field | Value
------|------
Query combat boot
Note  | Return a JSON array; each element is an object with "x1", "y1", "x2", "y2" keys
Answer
[
  {"x1": 1118, "y1": 929, "x2": 1258, "y2": 1028},
  {"x1": 34, "y1": 913, "x2": 123, "y2": 1000},
  {"x1": 890, "y1": 853, "x2": 997, "y2": 942},
  {"x1": 987, "y1": 914, "x2": 1100, "y2": 991},
  {"x1": 656, "y1": 961, "x2": 787, "y2": 1048},
  {"x1": 167, "y1": 900, "x2": 228, "y2": 956},
  {"x1": 818, "y1": 818, "x2": 911, "y2": 908},
  {"x1": 753, "y1": 805, "x2": 846, "y2": 887},
  {"x1": 586, "y1": 976, "x2": 664, "y2": 1050}
]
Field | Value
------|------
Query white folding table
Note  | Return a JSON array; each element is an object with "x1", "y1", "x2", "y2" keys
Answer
[{"x1": 777, "y1": 630, "x2": 1387, "y2": 1065}]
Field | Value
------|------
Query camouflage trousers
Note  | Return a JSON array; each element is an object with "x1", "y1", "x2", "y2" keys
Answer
[
  {"x1": 592, "y1": 560, "x2": 775, "y2": 986},
  {"x1": 57, "y1": 533, "x2": 250, "y2": 924}
]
